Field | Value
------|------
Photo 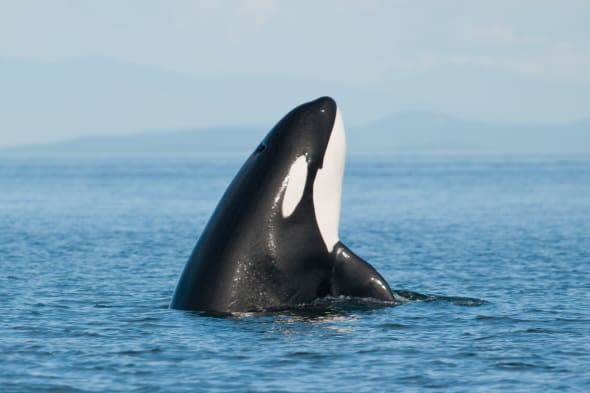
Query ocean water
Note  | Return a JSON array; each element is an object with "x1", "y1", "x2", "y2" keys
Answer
[{"x1": 1, "y1": 153, "x2": 589, "y2": 392}]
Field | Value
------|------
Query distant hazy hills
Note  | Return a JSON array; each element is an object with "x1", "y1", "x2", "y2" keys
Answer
[
  {"x1": 4, "y1": 112, "x2": 589, "y2": 156},
  {"x1": 4, "y1": 126, "x2": 265, "y2": 155},
  {"x1": 350, "y1": 112, "x2": 590, "y2": 154},
  {"x1": 2, "y1": 57, "x2": 588, "y2": 155}
]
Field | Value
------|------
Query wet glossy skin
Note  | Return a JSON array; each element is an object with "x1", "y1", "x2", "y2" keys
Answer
[{"x1": 170, "y1": 97, "x2": 394, "y2": 313}]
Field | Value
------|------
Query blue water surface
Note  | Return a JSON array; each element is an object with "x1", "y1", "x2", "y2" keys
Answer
[{"x1": 1, "y1": 154, "x2": 589, "y2": 392}]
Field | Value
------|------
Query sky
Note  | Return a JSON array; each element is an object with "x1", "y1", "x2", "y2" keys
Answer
[{"x1": 1, "y1": 0, "x2": 589, "y2": 148}]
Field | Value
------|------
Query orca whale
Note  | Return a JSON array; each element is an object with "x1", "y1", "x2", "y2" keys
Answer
[{"x1": 170, "y1": 96, "x2": 394, "y2": 312}]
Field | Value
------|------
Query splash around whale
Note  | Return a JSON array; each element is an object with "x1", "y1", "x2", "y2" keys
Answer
[{"x1": 170, "y1": 97, "x2": 395, "y2": 313}]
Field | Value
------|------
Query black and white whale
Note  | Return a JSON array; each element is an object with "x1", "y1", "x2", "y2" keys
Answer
[{"x1": 170, "y1": 96, "x2": 394, "y2": 313}]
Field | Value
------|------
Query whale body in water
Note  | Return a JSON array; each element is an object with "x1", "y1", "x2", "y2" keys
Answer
[{"x1": 170, "y1": 97, "x2": 394, "y2": 313}]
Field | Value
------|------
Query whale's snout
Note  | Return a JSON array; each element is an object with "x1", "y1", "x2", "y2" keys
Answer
[{"x1": 311, "y1": 96, "x2": 337, "y2": 114}]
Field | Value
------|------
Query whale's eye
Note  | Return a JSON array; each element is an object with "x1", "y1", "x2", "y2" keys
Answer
[{"x1": 255, "y1": 143, "x2": 267, "y2": 154}]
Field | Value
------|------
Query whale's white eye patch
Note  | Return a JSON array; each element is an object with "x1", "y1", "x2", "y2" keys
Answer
[{"x1": 281, "y1": 155, "x2": 308, "y2": 218}]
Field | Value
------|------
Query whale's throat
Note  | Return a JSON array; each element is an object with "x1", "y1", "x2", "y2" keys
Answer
[{"x1": 313, "y1": 108, "x2": 346, "y2": 252}]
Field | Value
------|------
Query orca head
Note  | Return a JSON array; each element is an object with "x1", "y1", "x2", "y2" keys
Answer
[
  {"x1": 253, "y1": 96, "x2": 346, "y2": 253},
  {"x1": 170, "y1": 96, "x2": 395, "y2": 312}
]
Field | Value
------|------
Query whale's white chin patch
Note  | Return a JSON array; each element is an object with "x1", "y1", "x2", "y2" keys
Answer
[
  {"x1": 281, "y1": 155, "x2": 308, "y2": 218},
  {"x1": 313, "y1": 108, "x2": 346, "y2": 252}
]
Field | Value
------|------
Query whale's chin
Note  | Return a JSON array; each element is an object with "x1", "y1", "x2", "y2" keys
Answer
[{"x1": 313, "y1": 108, "x2": 346, "y2": 252}]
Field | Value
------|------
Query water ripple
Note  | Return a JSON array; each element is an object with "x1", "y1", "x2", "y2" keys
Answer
[{"x1": 1, "y1": 155, "x2": 589, "y2": 392}]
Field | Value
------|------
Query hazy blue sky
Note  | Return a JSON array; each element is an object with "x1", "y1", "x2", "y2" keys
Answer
[{"x1": 1, "y1": 1, "x2": 589, "y2": 147}]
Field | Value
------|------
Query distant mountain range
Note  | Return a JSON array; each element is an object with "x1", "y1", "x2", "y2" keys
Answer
[
  {"x1": 2, "y1": 57, "x2": 589, "y2": 156},
  {"x1": 349, "y1": 112, "x2": 590, "y2": 154},
  {"x1": 3, "y1": 112, "x2": 589, "y2": 156},
  {"x1": 3, "y1": 126, "x2": 264, "y2": 155}
]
